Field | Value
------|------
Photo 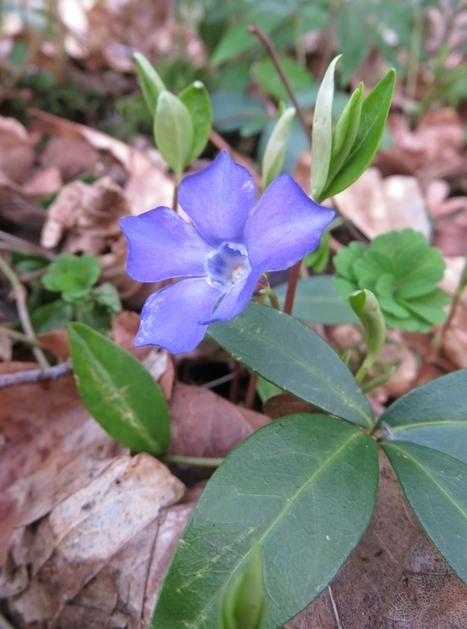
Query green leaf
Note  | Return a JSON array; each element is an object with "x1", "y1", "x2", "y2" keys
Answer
[
  {"x1": 211, "y1": 11, "x2": 286, "y2": 66},
  {"x1": 211, "y1": 90, "x2": 267, "y2": 133},
  {"x1": 326, "y1": 83, "x2": 363, "y2": 185},
  {"x1": 321, "y1": 69, "x2": 396, "y2": 199},
  {"x1": 90, "y1": 282, "x2": 122, "y2": 316},
  {"x1": 152, "y1": 414, "x2": 379, "y2": 628},
  {"x1": 311, "y1": 55, "x2": 342, "y2": 202},
  {"x1": 31, "y1": 300, "x2": 73, "y2": 334},
  {"x1": 41, "y1": 253, "x2": 100, "y2": 302},
  {"x1": 134, "y1": 52, "x2": 166, "y2": 116},
  {"x1": 68, "y1": 322, "x2": 170, "y2": 455},
  {"x1": 262, "y1": 106, "x2": 295, "y2": 188},
  {"x1": 256, "y1": 375, "x2": 283, "y2": 403},
  {"x1": 254, "y1": 55, "x2": 315, "y2": 102},
  {"x1": 383, "y1": 441, "x2": 467, "y2": 583},
  {"x1": 154, "y1": 91, "x2": 193, "y2": 178},
  {"x1": 275, "y1": 276, "x2": 359, "y2": 325},
  {"x1": 209, "y1": 303, "x2": 373, "y2": 428},
  {"x1": 377, "y1": 370, "x2": 467, "y2": 464},
  {"x1": 179, "y1": 81, "x2": 212, "y2": 165}
]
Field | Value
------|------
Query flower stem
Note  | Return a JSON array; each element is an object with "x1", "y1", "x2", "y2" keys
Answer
[
  {"x1": 172, "y1": 179, "x2": 179, "y2": 211},
  {"x1": 0, "y1": 256, "x2": 49, "y2": 368},
  {"x1": 163, "y1": 455, "x2": 224, "y2": 467},
  {"x1": 283, "y1": 260, "x2": 301, "y2": 315},
  {"x1": 247, "y1": 23, "x2": 311, "y2": 141}
]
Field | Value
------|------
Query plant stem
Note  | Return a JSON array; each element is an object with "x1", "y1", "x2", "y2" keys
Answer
[
  {"x1": 0, "y1": 326, "x2": 47, "y2": 347},
  {"x1": 172, "y1": 180, "x2": 179, "y2": 211},
  {"x1": 0, "y1": 360, "x2": 72, "y2": 389},
  {"x1": 283, "y1": 260, "x2": 302, "y2": 315},
  {"x1": 0, "y1": 256, "x2": 49, "y2": 367},
  {"x1": 247, "y1": 23, "x2": 311, "y2": 140},
  {"x1": 244, "y1": 372, "x2": 258, "y2": 409},
  {"x1": 163, "y1": 455, "x2": 224, "y2": 467}
]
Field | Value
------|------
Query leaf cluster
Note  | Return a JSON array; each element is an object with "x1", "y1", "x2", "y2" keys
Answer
[
  {"x1": 135, "y1": 53, "x2": 212, "y2": 178},
  {"x1": 36, "y1": 253, "x2": 121, "y2": 333},
  {"x1": 334, "y1": 229, "x2": 450, "y2": 332}
]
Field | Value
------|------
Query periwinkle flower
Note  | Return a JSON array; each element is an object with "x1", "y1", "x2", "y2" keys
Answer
[{"x1": 120, "y1": 151, "x2": 334, "y2": 353}]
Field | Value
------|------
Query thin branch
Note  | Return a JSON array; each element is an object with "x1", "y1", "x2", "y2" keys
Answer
[
  {"x1": 328, "y1": 585, "x2": 343, "y2": 629},
  {"x1": 0, "y1": 326, "x2": 47, "y2": 348},
  {"x1": 163, "y1": 455, "x2": 224, "y2": 467},
  {"x1": 0, "y1": 256, "x2": 49, "y2": 368},
  {"x1": 244, "y1": 372, "x2": 258, "y2": 409},
  {"x1": 247, "y1": 23, "x2": 311, "y2": 140},
  {"x1": 0, "y1": 360, "x2": 72, "y2": 389},
  {"x1": 283, "y1": 260, "x2": 301, "y2": 315}
]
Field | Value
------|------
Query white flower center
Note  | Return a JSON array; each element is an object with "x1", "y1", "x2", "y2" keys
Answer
[{"x1": 205, "y1": 243, "x2": 251, "y2": 290}]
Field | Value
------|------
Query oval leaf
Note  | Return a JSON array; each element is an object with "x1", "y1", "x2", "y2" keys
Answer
[
  {"x1": 274, "y1": 276, "x2": 359, "y2": 325},
  {"x1": 377, "y1": 369, "x2": 467, "y2": 464},
  {"x1": 383, "y1": 441, "x2": 467, "y2": 583},
  {"x1": 262, "y1": 106, "x2": 295, "y2": 188},
  {"x1": 311, "y1": 55, "x2": 341, "y2": 202},
  {"x1": 321, "y1": 69, "x2": 396, "y2": 199},
  {"x1": 179, "y1": 81, "x2": 213, "y2": 165},
  {"x1": 134, "y1": 52, "x2": 166, "y2": 116},
  {"x1": 152, "y1": 414, "x2": 379, "y2": 628},
  {"x1": 154, "y1": 91, "x2": 193, "y2": 178},
  {"x1": 68, "y1": 322, "x2": 170, "y2": 455},
  {"x1": 209, "y1": 303, "x2": 374, "y2": 428}
]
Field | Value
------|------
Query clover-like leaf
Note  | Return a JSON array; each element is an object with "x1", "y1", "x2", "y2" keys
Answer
[
  {"x1": 334, "y1": 229, "x2": 449, "y2": 332},
  {"x1": 41, "y1": 253, "x2": 100, "y2": 302}
]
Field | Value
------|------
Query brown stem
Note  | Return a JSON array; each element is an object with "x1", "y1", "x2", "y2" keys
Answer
[
  {"x1": 247, "y1": 23, "x2": 311, "y2": 141},
  {"x1": 172, "y1": 180, "x2": 179, "y2": 211},
  {"x1": 0, "y1": 360, "x2": 72, "y2": 389},
  {"x1": 245, "y1": 372, "x2": 258, "y2": 409},
  {"x1": 283, "y1": 260, "x2": 302, "y2": 315}
]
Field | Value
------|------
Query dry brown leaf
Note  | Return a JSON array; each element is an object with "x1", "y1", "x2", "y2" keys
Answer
[
  {"x1": 333, "y1": 168, "x2": 431, "y2": 240},
  {"x1": 2, "y1": 453, "x2": 187, "y2": 629},
  {"x1": 29, "y1": 108, "x2": 174, "y2": 215},
  {"x1": 168, "y1": 382, "x2": 270, "y2": 459},
  {"x1": 0, "y1": 366, "x2": 123, "y2": 562},
  {"x1": 289, "y1": 453, "x2": 467, "y2": 628},
  {"x1": 0, "y1": 117, "x2": 34, "y2": 184},
  {"x1": 263, "y1": 393, "x2": 317, "y2": 420},
  {"x1": 40, "y1": 135, "x2": 100, "y2": 182}
]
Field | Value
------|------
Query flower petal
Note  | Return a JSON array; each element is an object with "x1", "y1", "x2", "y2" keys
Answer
[
  {"x1": 202, "y1": 270, "x2": 262, "y2": 325},
  {"x1": 178, "y1": 150, "x2": 256, "y2": 247},
  {"x1": 244, "y1": 175, "x2": 335, "y2": 272},
  {"x1": 120, "y1": 208, "x2": 212, "y2": 282},
  {"x1": 135, "y1": 278, "x2": 222, "y2": 353}
]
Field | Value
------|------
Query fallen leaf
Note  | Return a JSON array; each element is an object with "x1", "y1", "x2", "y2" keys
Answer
[
  {"x1": 40, "y1": 136, "x2": 100, "y2": 182},
  {"x1": 0, "y1": 117, "x2": 34, "y2": 184},
  {"x1": 333, "y1": 168, "x2": 431, "y2": 240},
  {"x1": 168, "y1": 382, "x2": 270, "y2": 459},
  {"x1": 2, "y1": 453, "x2": 187, "y2": 629}
]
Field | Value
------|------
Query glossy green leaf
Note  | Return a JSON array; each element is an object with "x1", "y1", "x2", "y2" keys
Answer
[
  {"x1": 179, "y1": 81, "x2": 212, "y2": 165},
  {"x1": 377, "y1": 370, "x2": 467, "y2": 464},
  {"x1": 262, "y1": 106, "x2": 295, "y2": 187},
  {"x1": 68, "y1": 322, "x2": 170, "y2": 455},
  {"x1": 321, "y1": 69, "x2": 396, "y2": 199},
  {"x1": 152, "y1": 414, "x2": 379, "y2": 628},
  {"x1": 134, "y1": 52, "x2": 166, "y2": 116},
  {"x1": 311, "y1": 55, "x2": 341, "y2": 202},
  {"x1": 209, "y1": 303, "x2": 373, "y2": 428},
  {"x1": 274, "y1": 276, "x2": 359, "y2": 325},
  {"x1": 154, "y1": 91, "x2": 193, "y2": 178},
  {"x1": 211, "y1": 11, "x2": 286, "y2": 66},
  {"x1": 326, "y1": 83, "x2": 363, "y2": 184},
  {"x1": 383, "y1": 441, "x2": 467, "y2": 583}
]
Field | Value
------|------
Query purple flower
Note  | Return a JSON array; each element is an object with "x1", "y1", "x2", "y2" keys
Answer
[{"x1": 120, "y1": 150, "x2": 334, "y2": 353}]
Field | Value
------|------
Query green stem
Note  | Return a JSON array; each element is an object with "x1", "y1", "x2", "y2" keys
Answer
[
  {"x1": 163, "y1": 455, "x2": 224, "y2": 467},
  {"x1": 0, "y1": 326, "x2": 47, "y2": 348},
  {"x1": 172, "y1": 179, "x2": 179, "y2": 211},
  {"x1": 354, "y1": 354, "x2": 373, "y2": 385},
  {"x1": 0, "y1": 256, "x2": 49, "y2": 367},
  {"x1": 259, "y1": 287, "x2": 280, "y2": 310}
]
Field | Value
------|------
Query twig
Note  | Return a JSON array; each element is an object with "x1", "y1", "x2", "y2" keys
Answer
[
  {"x1": 0, "y1": 360, "x2": 72, "y2": 389},
  {"x1": 244, "y1": 372, "x2": 258, "y2": 409},
  {"x1": 0, "y1": 229, "x2": 55, "y2": 259},
  {"x1": 328, "y1": 585, "x2": 343, "y2": 629},
  {"x1": 0, "y1": 256, "x2": 50, "y2": 368},
  {"x1": 247, "y1": 23, "x2": 311, "y2": 140},
  {"x1": 0, "y1": 326, "x2": 47, "y2": 348},
  {"x1": 0, "y1": 611, "x2": 18, "y2": 629}
]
